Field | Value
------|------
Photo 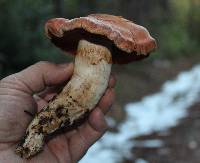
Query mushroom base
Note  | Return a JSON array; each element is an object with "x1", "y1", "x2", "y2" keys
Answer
[{"x1": 15, "y1": 40, "x2": 112, "y2": 158}]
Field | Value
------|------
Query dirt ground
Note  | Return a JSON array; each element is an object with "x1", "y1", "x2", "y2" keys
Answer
[
  {"x1": 109, "y1": 54, "x2": 200, "y2": 163},
  {"x1": 124, "y1": 102, "x2": 200, "y2": 163}
]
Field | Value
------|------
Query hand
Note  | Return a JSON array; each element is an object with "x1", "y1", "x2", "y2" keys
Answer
[{"x1": 0, "y1": 61, "x2": 116, "y2": 163}]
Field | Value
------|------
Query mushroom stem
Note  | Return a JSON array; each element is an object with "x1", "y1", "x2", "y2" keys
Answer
[{"x1": 15, "y1": 39, "x2": 112, "y2": 158}]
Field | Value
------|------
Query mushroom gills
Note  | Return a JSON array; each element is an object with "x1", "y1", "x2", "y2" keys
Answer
[{"x1": 15, "y1": 39, "x2": 112, "y2": 158}]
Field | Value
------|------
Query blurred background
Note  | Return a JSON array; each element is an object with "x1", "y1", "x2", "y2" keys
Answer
[{"x1": 0, "y1": 0, "x2": 200, "y2": 163}]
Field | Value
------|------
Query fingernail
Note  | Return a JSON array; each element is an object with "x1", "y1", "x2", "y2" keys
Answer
[
  {"x1": 109, "y1": 74, "x2": 117, "y2": 88},
  {"x1": 33, "y1": 94, "x2": 42, "y2": 100},
  {"x1": 96, "y1": 108, "x2": 108, "y2": 131},
  {"x1": 101, "y1": 117, "x2": 108, "y2": 131}
]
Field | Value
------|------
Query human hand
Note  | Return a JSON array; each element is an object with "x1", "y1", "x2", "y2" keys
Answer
[{"x1": 0, "y1": 61, "x2": 115, "y2": 163}]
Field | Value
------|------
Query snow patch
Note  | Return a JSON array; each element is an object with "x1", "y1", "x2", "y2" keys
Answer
[{"x1": 80, "y1": 65, "x2": 200, "y2": 163}]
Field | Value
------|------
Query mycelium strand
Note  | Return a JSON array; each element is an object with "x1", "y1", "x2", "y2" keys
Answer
[{"x1": 15, "y1": 39, "x2": 112, "y2": 158}]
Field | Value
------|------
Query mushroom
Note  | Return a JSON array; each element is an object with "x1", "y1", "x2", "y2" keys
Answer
[{"x1": 15, "y1": 14, "x2": 157, "y2": 158}]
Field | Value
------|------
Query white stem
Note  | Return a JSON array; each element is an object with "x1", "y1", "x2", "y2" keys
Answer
[{"x1": 15, "y1": 40, "x2": 112, "y2": 158}]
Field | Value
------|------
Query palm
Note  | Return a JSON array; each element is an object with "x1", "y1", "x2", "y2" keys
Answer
[
  {"x1": 0, "y1": 62, "x2": 115, "y2": 163},
  {"x1": 0, "y1": 90, "x2": 78, "y2": 163}
]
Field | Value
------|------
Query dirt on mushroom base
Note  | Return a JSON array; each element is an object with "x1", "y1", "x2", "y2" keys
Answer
[{"x1": 108, "y1": 54, "x2": 200, "y2": 163}]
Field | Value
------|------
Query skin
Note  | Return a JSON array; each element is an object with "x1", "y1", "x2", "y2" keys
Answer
[{"x1": 0, "y1": 61, "x2": 116, "y2": 163}]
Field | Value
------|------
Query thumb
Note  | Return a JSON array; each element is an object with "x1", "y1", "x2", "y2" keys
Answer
[{"x1": 15, "y1": 61, "x2": 74, "y2": 94}]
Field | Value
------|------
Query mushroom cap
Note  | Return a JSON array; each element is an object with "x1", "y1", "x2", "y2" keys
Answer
[{"x1": 45, "y1": 14, "x2": 157, "y2": 64}]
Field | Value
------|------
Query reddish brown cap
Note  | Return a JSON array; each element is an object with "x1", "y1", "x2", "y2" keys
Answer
[{"x1": 45, "y1": 14, "x2": 157, "y2": 64}]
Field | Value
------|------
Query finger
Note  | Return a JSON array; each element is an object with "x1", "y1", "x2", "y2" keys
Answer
[
  {"x1": 68, "y1": 108, "x2": 107, "y2": 162},
  {"x1": 33, "y1": 94, "x2": 48, "y2": 111},
  {"x1": 38, "y1": 91, "x2": 58, "y2": 103},
  {"x1": 108, "y1": 74, "x2": 116, "y2": 88},
  {"x1": 98, "y1": 88, "x2": 115, "y2": 114},
  {"x1": 15, "y1": 61, "x2": 74, "y2": 94},
  {"x1": 47, "y1": 134, "x2": 72, "y2": 163},
  {"x1": 36, "y1": 86, "x2": 61, "y2": 102},
  {"x1": 88, "y1": 107, "x2": 108, "y2": 132}
]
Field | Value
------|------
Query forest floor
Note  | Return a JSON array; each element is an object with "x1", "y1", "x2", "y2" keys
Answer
[
  {"x1": 127, "y1": 102, "x2": 200, "y2": 163},
  {"x1": 110, "y1": 54, "x2": 200, "y2": 163}
]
